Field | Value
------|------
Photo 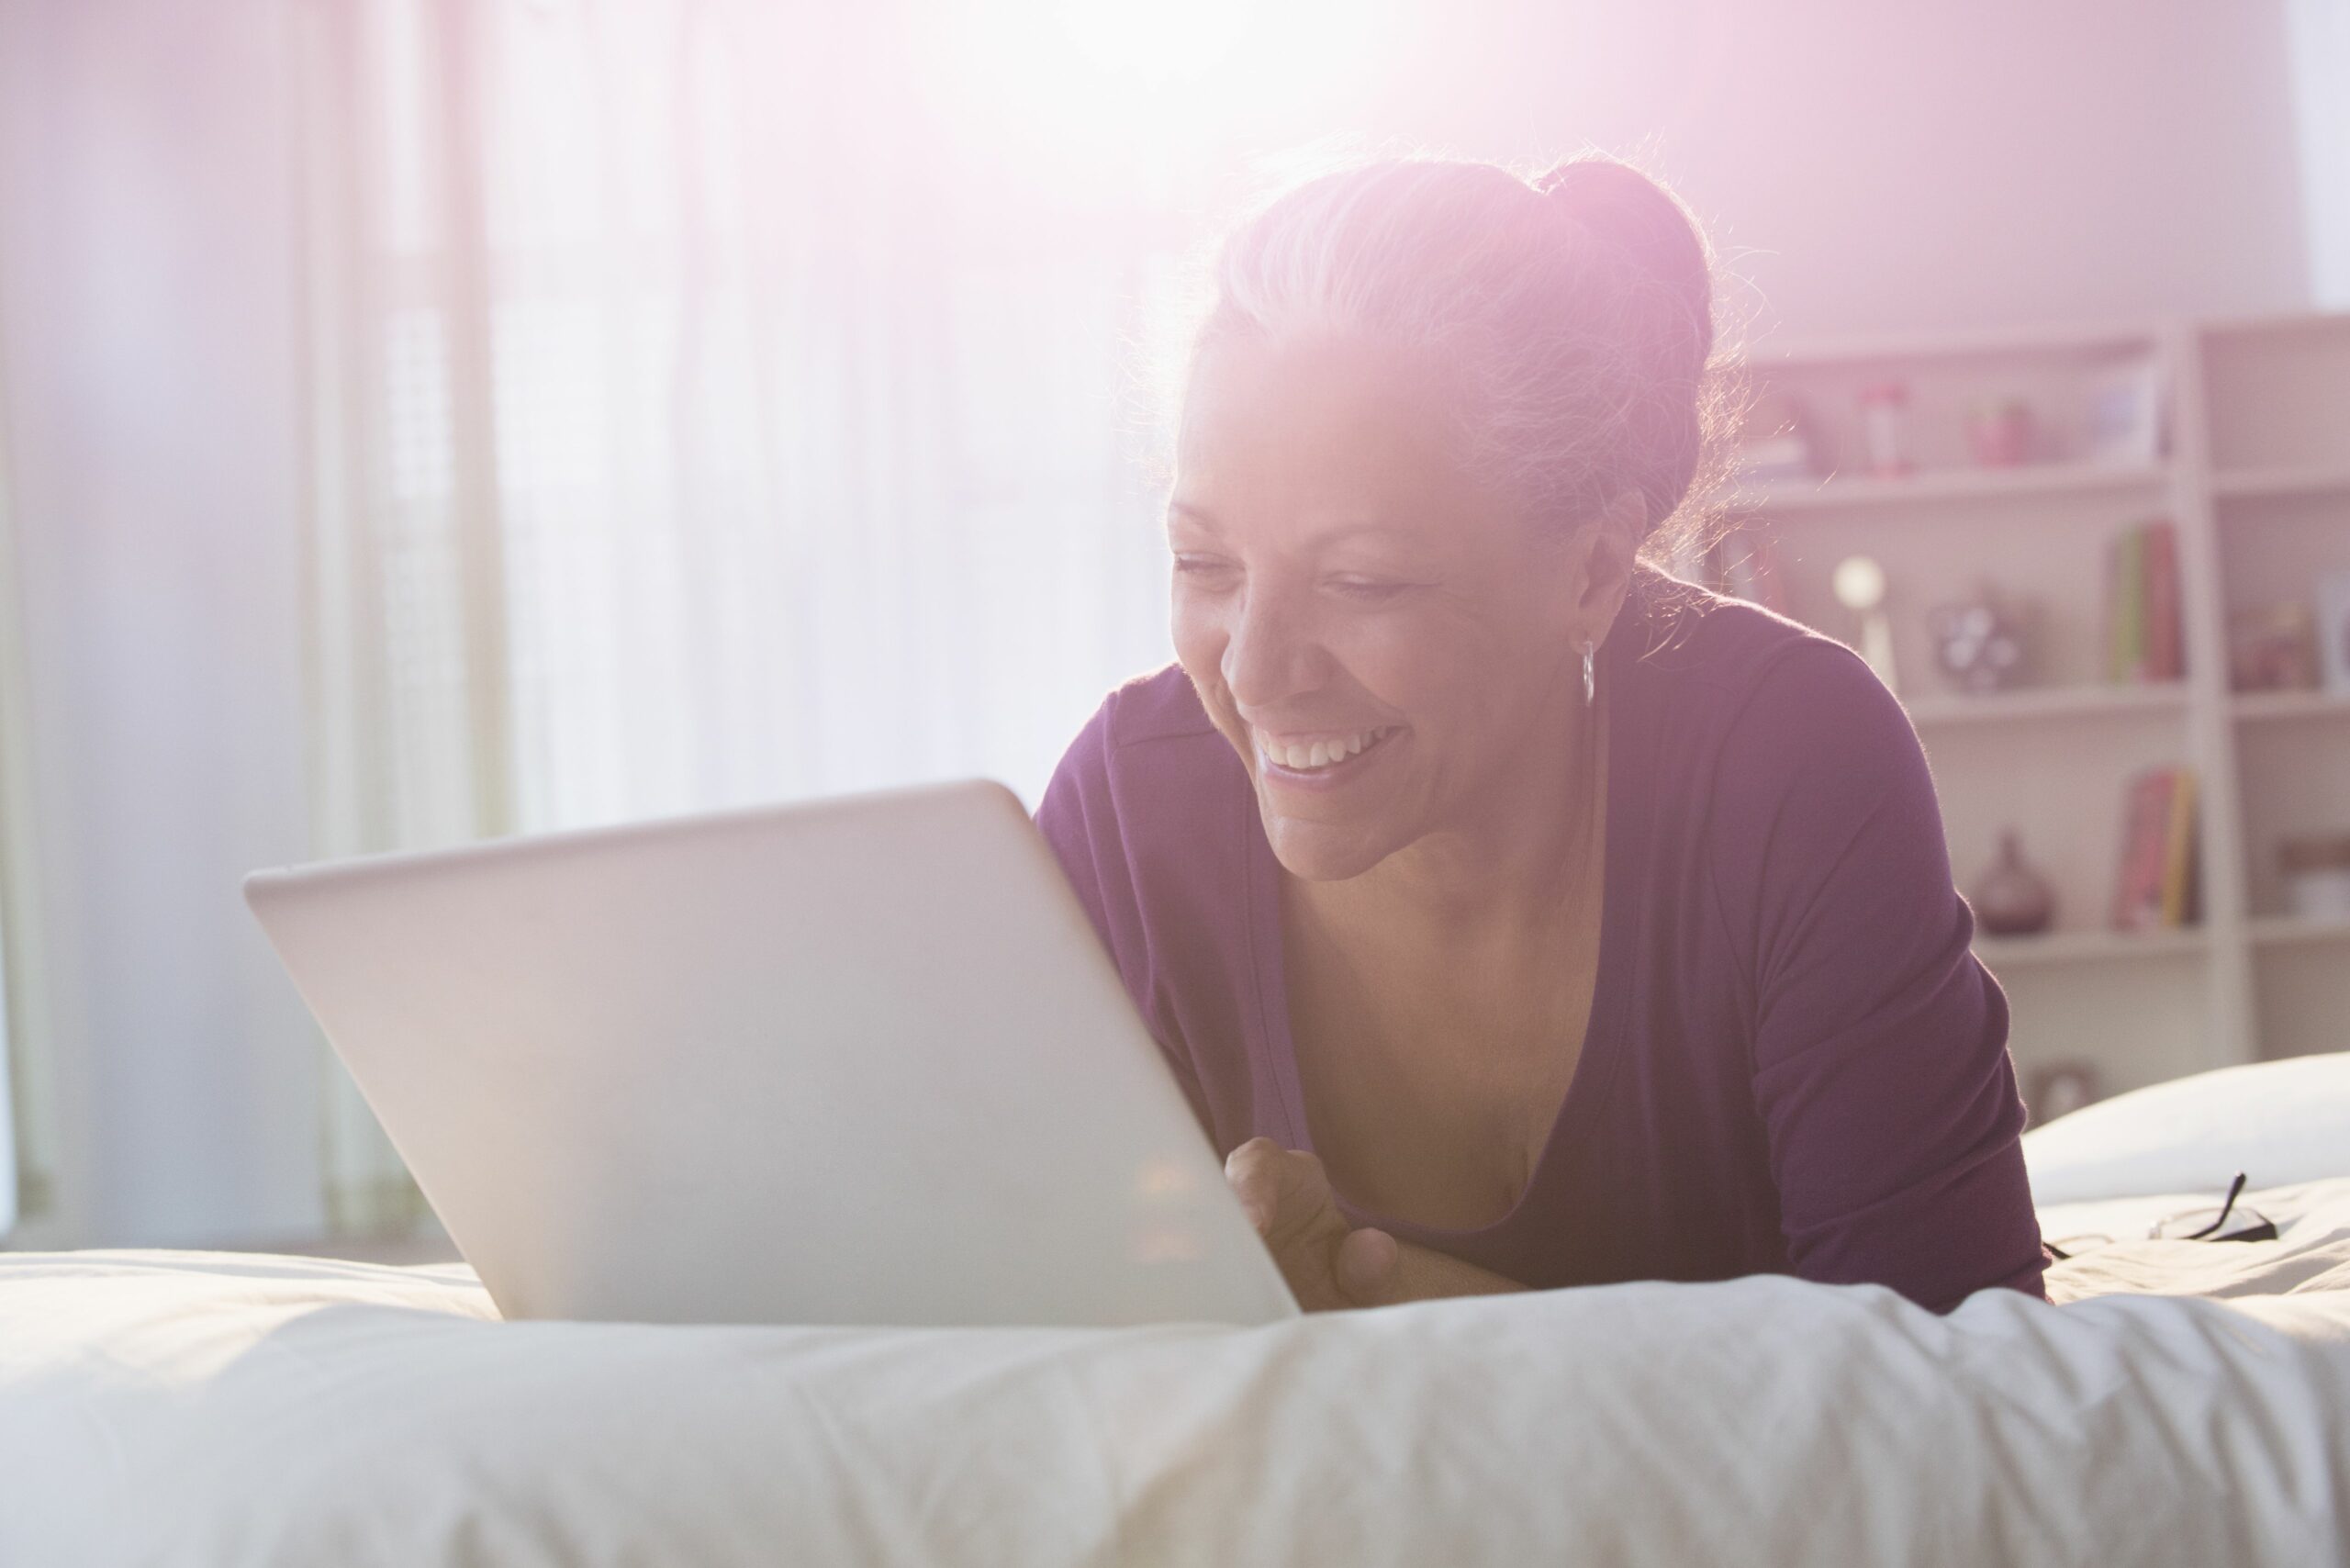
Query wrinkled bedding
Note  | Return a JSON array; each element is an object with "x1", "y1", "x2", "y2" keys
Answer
[{"x1": 3, "y1": 1180, "x2": 2347, "y2": 1566}]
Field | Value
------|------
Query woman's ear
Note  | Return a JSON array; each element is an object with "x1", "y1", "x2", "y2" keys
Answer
[{"x1": 1569, "y1": 488, "x2": 1644, "y2": 624}]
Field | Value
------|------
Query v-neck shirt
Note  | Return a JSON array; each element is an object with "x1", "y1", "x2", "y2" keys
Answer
[{"x1": 1036, "y1": 571, "x2": 2050, "y2": 1314}]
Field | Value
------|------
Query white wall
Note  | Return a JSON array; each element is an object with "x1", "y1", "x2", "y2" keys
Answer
[
  {"x1": 0, "y1": 0, "x2": 322, "y2": 1246},
  {"x1": 0, "y1": 0, "x2": 2318, "y2": 1246},
  {"x1": 1371, "y1": 0, "x2": 2313, "y2": 342}
]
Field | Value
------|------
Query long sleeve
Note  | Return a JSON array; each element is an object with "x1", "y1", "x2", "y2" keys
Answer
[{"x1": 1707, "y1": 641, "x2": 2049, "y2": 1314}]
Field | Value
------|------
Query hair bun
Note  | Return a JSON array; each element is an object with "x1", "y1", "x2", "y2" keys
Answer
[{"x1": 1537, "y1": 156, "x2": 1715, "y2": 376}]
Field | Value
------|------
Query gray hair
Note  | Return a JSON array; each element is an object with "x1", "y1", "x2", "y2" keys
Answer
[{"x1": 1178, "y1": 152, "x2": 1747, "y2": 572}]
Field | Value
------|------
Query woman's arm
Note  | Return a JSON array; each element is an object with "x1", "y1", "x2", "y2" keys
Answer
[
  {"x1": 1708, "y1": 641, "x2": 2050, "y2": 1314},
  {"x1": 1375, "y1": 1237, "x2": 1528, "y2": 1304}
]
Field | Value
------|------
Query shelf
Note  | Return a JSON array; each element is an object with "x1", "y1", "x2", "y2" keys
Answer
[
  {"x1": 1742, "y1": 320, "x2": 2161, "y2": 368},
  {"x1": 1905, "y1": 682, "x2": 2188, "y2": 728},
  {"x1": 2231, "y1": 689, "x2": 2350, "y2": 722},
  {"x1": 2200, "y1": 310, "x2": 2350, "y2": 343},
  {"x1": 2246, "y1": 915, "x2": 2350, "y2": 948},
  {"x1": 1735, "y1": 460, "x2": 2171, "y2": 515},
  {"x1": 1974, "y1": 927, "x2": 2208, "y2": 968},
  {"x1": 2210, "y1": 464, "x2": 2350, "y2": 499},
  {"x1": 1730, "y1": 309, "x2": 2350, "y2": 1072}
]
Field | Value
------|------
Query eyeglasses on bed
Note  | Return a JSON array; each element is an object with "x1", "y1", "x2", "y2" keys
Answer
[
  {"x1": 2042, "y1": 1170, "x2": 2278, "y2": 1261},
  {"x1": 2144, "y1": 1171, "x2": 2277, "y2": 1244}
]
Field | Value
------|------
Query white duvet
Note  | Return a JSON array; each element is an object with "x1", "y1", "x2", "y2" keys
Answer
[{"x1": 4, "y1": 1181, "x2": 2348, "y2": 1567}]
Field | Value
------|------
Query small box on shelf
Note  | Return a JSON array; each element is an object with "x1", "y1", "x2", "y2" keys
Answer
[
  {"x1": 2278, "y1": 834, "x2": 2350, "y2": 924},
  {"x1": 2228, "y1": 600, "x2": 2323, "y2": 694}
]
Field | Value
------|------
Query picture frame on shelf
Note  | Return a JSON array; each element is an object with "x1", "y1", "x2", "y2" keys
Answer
[
  {"x1": 2315, "y1": 569, "x2": 2350, "y2": 698},
  {"x1": 2082, "y1": 353, "x2": 2166, "y2": 465}
]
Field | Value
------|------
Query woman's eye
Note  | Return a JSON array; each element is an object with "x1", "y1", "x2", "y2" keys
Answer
[
  {"x1": 1330, "y1": 577, "x2": 1409, "y2": 601},
  {"x1": 1172, "y1": 555, "x2": 1237, "y2": 582}
]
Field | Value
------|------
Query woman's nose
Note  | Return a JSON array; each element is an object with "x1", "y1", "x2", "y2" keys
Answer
[{"x1": 1221, "y1": 587, "x2": 1325, "y2": 710}]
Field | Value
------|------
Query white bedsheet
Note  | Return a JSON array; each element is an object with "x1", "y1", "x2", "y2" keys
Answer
[{"x1": 5, "y1": 1182, "x2": 2348, "y2": 1567}]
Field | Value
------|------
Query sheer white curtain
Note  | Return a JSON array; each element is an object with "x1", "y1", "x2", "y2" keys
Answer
[{"x1": 295, "y1": 0, "x2": 1186, "y2": 1230}]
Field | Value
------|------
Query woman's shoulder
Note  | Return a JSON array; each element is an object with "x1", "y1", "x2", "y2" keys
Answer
[
  {"x1": 1041, "y1": 664, "x2": 1242, "y2": 834},
  {"x1": 1618, "y1": 571, "x2": 1928, "y2": 834},
  {"x1": 1048, "y1": 665, "x2": 1224, "y2": 792},
  {"x1": 1097, "y1": 663, "x2": 1221, "y2": 748},
  {"x1": 1035, "y1": 666, "x2": 1254, "y2": 1016},
  {"x1": 1618, "y1": 568, "x2": 1873, "y2": 712}
]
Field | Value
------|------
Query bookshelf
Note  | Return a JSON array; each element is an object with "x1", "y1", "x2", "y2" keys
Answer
[{"x1": 1706, "y1": 311, "x2": 2350, "y2": 1116}]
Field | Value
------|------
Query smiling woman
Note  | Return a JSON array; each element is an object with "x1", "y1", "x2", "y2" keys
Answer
[{"x1": 1037, "y1": 153, "x2": 2052, "y2": 1316}]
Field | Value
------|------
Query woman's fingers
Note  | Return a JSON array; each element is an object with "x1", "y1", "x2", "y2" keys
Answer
[
  {"x1": 1225, "y1": 1138, "x2": 1367, "y2": 1310},
  {"x1": 1223, "y1": 1137, "x2": 1286, "y2": 1233},
  {"x1": 1223, "y1": 1137, "x2": 1330, "y2": 1239},
  {"x1": 1336, "y1": 1226, "x2": 1401, "y2": 1306}
]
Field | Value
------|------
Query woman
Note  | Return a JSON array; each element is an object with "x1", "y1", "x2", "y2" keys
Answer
[{"x1": 1036, "y1": 154, "x2": 2049, "y2": 1316}]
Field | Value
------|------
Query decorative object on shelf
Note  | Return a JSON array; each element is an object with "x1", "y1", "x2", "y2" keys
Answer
[
  {"x1": 1926, "y1": 583, "x2": 2031, "y2": 693},
  {"x1": 1830, "y1": 554, "x2": 1898, "y2": 692},
  {"x1": 2278, "y1": 834, "x2": 2350, "y2": 923},
  {"x1": 1855, "y1": 381, "x2": 1914, "y2": 478},
  {"x1": 1964, "y1": 397, "x2": 2037, "y2": 467},
  {"x1": 2110, "y1": 765, "x2": 2199, "y2": 932},
  {"x1": 2316, "y1": 569, "x2": 2350, "y2": 698},
  {"x1": 2082, "y1": 354, "x2": 2166, "y2": 464},
  {"x1": 2101, "y1": 519, "x2": 2184, "y2": 684},
  {"x1": 2026, "y1": 1060, "x2": 2103, "y2": 1126},
  {"x1": 2227, "y1": 601, "x2": 2322, "y2": 692},
  {"x1": 1970, "y1": 828, "x2": 2057, "y2": 935},
  {"x1": 1733, "y1": 388, "x2": 1818, "y2": 485}
]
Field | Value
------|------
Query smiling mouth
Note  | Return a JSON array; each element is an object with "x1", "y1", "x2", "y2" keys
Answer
[{"x1": 1253, "y1": 725, "x2": 1402, "y2": 776}]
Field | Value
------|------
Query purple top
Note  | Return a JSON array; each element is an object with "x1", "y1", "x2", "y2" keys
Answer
[{"x1": 1036, "y1": 575, "x2": 2050, "y2": 1315}]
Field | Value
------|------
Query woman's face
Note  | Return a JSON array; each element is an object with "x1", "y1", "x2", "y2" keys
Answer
[{"x1": 1168, "y1": 330, "x2": 1621, "y2": 884}]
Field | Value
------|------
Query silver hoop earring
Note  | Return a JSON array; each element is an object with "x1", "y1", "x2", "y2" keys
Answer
[{"x1": 1582, "y1": 640, "x2": 1596, "y2": 707}]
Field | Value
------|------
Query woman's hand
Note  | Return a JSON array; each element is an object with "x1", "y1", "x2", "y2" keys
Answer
[{"x1": 1224, "y1": 1137, "x2": 1402, "y2": 1311}]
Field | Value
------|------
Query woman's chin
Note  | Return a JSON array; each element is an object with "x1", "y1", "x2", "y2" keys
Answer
[{"x1": 1259, "y1": 813, "x2": 1396, "y2": 883}]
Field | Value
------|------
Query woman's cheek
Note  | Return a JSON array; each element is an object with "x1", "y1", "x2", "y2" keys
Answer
[
  {"x1": 1328, "y1": 608, "x2": 1445, "y2": 707},
  {"x1": 1169, "y1": 597, "x2": 1220, "y2": 683}
]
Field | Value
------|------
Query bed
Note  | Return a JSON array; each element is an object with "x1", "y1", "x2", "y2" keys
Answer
[{"x1": 5, "y1": 1055, "x2": 2347, "y2": 1567}]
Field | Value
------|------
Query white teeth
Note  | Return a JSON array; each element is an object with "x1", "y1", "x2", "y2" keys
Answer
[{"x1": 1260, "y1": 727, "x2": 1393, "y2": 772}]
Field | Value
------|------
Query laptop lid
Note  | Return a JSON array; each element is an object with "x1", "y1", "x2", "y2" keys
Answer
[{"x1": 245, "y1": 779, "x2": 1299, "y2": 1328}]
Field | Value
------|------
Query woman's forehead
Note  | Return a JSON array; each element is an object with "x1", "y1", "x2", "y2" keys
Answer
[
  {"x1": 1175, "y1": 332, "x2": 1479, "y2": 521},
  {"x1": 1181, "y1": 330, "x2": 1438, "y2": 442}
]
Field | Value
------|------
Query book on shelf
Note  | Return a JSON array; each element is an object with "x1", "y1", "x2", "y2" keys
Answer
[
  {"x1": 2142, "y1": 521, "x2": 2181, "y2": 680},
  {"x1": 2110, "y1": 764, "x2": 2199, "y2": 931},
  {"x1": 2101, "y1": 519, "x2": 2184, "y2": 684},
  {"x1": 2161, "y1": 767, "x2": 2199, "y2": 927},
  {"x1": 2107, "y1": 528, "x2": 2141, "y2": 681}
]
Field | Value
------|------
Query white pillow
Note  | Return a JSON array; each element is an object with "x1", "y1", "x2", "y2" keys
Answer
[{"x1": 2021, "y1": 1051, "x2": 2350, "y2": 1206}]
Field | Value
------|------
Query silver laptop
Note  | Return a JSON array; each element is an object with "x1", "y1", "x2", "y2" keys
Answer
[{"x1": 244, "y1": 779, "x2": 1299, "y2": 1329}]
